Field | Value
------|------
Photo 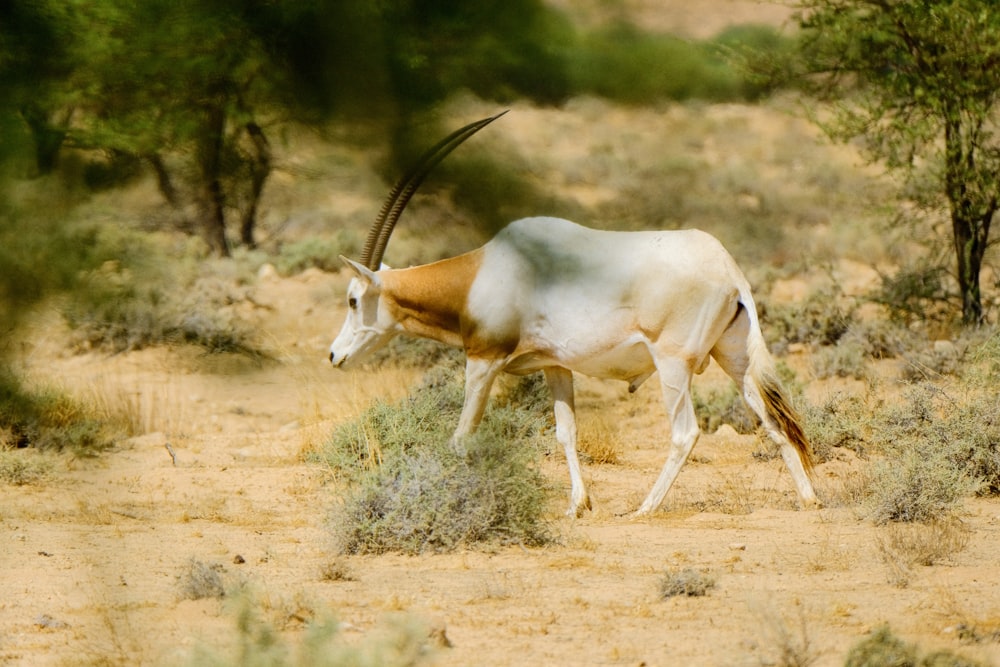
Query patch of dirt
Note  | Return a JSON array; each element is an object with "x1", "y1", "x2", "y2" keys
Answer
[{"x1": 3, "y1": 266, "x2": 1000, "y2": 667}]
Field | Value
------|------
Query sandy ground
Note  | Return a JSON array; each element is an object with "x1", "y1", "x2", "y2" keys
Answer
[
  {"x1": 3, "y1": 4, "x2": 1000, "y2": 663},
  {"x1": 3, "y1": 266, "x2": 1000, "y2": 667}
]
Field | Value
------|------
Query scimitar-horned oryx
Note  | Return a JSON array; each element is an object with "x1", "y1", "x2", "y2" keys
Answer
[{"x1": 329, "y1": 112, "x2": 818, "y2": 517}]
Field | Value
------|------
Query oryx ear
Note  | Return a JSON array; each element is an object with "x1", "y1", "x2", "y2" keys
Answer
[{"x1": 340, "y1": 256, "x2": 381, "y2": 286}]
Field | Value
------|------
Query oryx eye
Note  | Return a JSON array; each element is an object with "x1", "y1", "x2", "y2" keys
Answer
[{"x1": 348, "y1": 297, "x2": 358, "y2": 309}]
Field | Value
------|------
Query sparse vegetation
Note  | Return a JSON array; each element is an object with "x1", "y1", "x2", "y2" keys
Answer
[
  {"x1": 182, "y1": 592, "x2": 434, "y2": 667},
  {"x1": 659, "y1": 568, "x2": 716, "y2": 598},
  {"x1": 0, "y1": 370, "x2": 123, "y2": 453},
  {"x1": 62, "y1": 232, "x2": 267, "y2": 357},
  {"x1": 693, "y1": 384, "x2": 756, "y2": 435},
  {"x1": 320, "y1": 363, "x2": 554, "y2": 554},
  {"x1": 876, "y1": 518, "x2": 970, "y2": 588},
  {"x1": 178, "y1": 558, "x2": 229, "y2": 601},
  {"x1": 0, "y1": 446, "x2": 51, "y2": 485},
  {"x1": 273, "y1": 234, "x2": 360, "y2": 276},
  {"x1": 844, "y1": 625, "x2": 989, "y2": 667},
  {"x1": 7, "y1": 3, "x2": 1000, "y2": 662}
]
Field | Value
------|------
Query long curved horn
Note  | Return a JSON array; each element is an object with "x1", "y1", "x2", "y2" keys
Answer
[{"x1": 359, "y1": 110, "x2": 508, "y2": 271}]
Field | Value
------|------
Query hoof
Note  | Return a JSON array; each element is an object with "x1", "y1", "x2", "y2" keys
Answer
[
  {"x1": 566, "y1": 496, "x2": 592, "y2": 518},
  {"x1": 801, "y1": 496, "x2": 824, "y2": 510}
]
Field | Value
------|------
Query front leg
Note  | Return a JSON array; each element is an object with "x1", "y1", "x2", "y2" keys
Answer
[
  {"x1": 544, "y1": 367, "x2": 591, "y2": 517},
  {"x1": 450, "y1": 356, "x2": 505, "y2": 452}
]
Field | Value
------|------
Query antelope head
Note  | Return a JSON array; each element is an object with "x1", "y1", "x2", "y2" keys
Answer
[{"x1": 329, "y1": 111, "x2": 507, "y2": 369}]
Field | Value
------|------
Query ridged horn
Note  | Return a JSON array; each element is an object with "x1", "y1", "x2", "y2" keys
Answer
[{"x1": 358, "y1": 110, "x2": 508, "y2": 271}]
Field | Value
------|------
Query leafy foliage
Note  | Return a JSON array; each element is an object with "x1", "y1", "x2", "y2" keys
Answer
[{"x1": 790, "y1": 0, "x2": 1000, "y2": 323}]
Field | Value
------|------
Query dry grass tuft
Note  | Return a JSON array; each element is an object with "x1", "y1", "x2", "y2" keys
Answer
[
  {"x1": 178, "y1": 558, "x2": 229, "y2": 601},
  {"x1": 875, "y1": 518, "x2": 970, "y2": 588},
  {"x1": 659, "y1": 568, "x2": 716, "y2": 598},
  {"x1": 578, "y1": 414, "x2": 624, "y2": 464}
]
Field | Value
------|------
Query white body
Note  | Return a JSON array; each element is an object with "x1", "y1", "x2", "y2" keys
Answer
[{"x1": 330, "y1": 217, "x2": 817, "y2": 516}]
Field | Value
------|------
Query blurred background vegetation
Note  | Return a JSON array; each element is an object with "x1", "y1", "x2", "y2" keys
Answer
[
  {"x1": 0, "y1": 0, "x2": 798, "y2": 448},
  {"x1": 4, "y1": 0, "x2": 1000, "y2": 453}
]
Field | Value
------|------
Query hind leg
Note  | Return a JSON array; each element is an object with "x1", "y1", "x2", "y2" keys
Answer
[
  {"x1": 634, "y1": 356, "x2": 700, "y2": 516},
  {"x1": 711, "y1": 309, "x2": 818, "y2": 506}
]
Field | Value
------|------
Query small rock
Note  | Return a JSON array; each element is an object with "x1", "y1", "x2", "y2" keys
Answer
[
  {"x1": 35, "y1": 614, "x2": 69, "y2": 630},
  {"x1": 729, "y1": 543, "x2": 747, "y2": 551},
  {"x1": 257, "y1": 263, "x2": 279, "y2": 282},
  {"x1": 233, "y1": 554, "x2": 246, "y2": 565},
  {"x1": 714, "y1": 424, "x2": 739, "y2": 440}
]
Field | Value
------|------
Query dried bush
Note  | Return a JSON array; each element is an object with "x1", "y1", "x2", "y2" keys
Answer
[
  {"x1": 178, "y1": 558, "x2": 228, "y2": 601},
  {"x1": 876, "y1": 518, "x2": 971, "y2": 587},
  {"x1": 336, "y1": 432, "x2": 552, "y2": 554},
  {"x1": 273, "y1": 233, "x2": 359, "y2": 276},
  {"x1": 659, "y1": 568, "x2": 716, "y2": 598}
]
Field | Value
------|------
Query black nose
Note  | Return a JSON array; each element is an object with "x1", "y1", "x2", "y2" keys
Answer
[{"x1": 329, "y1": 351, "x2": 335, "y2": 364}]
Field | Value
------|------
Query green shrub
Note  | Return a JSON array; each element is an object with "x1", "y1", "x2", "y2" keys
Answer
[
  {"x1": 862, "y1": 445, "x2": 981, "y2": 524},
  {"x1": 274, "y1": 234, "x2": 359, "y2": 276},
  {"x1": 844, "y1": 626, "x2": 918, "y2": 667},
  {"x1": 801, "y1": 392, "x2": 872, "y2": 460},
  {"x1": 858, "y1": 385, "x2": 992, "y2": 523},
  {"x1": 323, "y1": 363, "x2": 554, "y2": 554},
  {"x1": 811, "y1": 336, "x2": 869, "y2": 379},
  {"x1": 183, "y1": 593, "x2": 434, "y2": 667},
  {"x1": 692, "y1": 384, "x2": 756, "y2": 434},
  {"x1": 760, "y1": 287, "x2": 856, "y2": 352},
  {"x1": 872, "y1": 264, "x2": 953, "y2": 326},
  {"x1": 0, "y1": 369, "x2": 119, "y2": 454},
  {"x1": 0, "y1": 447, "x2": 51, "y2": 485},
  {"x1": 844, "y1": 625, "x2": 988, "y2": 667},
  {"x1": 570, "y1": 22, "x2": 791, "y2": 104},
  {"x1": 336, "y1": 428, "x2": 552, "y2": 554}
]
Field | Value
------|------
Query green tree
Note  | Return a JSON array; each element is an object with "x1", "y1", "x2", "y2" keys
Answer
[{"x1": 792, "y1": 0, "x2": 1000, "y2": 324}]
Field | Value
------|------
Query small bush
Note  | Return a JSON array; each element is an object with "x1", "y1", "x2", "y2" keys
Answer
[
  {"x1": 862, "y1": 441, "x2": 982, "y2": 525},
  {"x1": 844, "y1": 626, "x2": 918, "y2": 667},
  {"x1": 336, "y1": 431, "x2": 552, "y2": 554},
  {"x1": 274, "y1": 234, "x2": 359, "y2": 276},
  {"x1": 761, "y1": 287, "x2": 856, "y2": 352},
  {"x1": 183, "y1": 593, "x2": 434, "y2": 667},
  {"x1": 0, "y1": 370, "x2": 120, "y2": 454},
  {"x1": 872, "y1": 265, "x2": 953, "y2": 327},
  {"x1": 325, "y1": 364, "x2": 554, "y2": 554},
  {"x1": 692, "y1": 384, "x2": 757, "y2": 434},
  {"x1": 876, "y1": 518, "x2": 971, "y2": 587},
  {"x1": 62, "y1": 232, "x2": 265, "y2": 357},
  {"x1": 0, "y1": 447, "x2": 51, "y2": 485},
  {"x1": 179, "y1": 558, "x2": 228, "y2": 601},
  {"x1": 812, "y1": 336, "x2": 870, "y2": 379},
  {"x1": 844, "y1": 625, "x2": 988, "y2": 667},
  {"x1": 659, "y1": 568, "x2": 716, "y2": 598}
]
